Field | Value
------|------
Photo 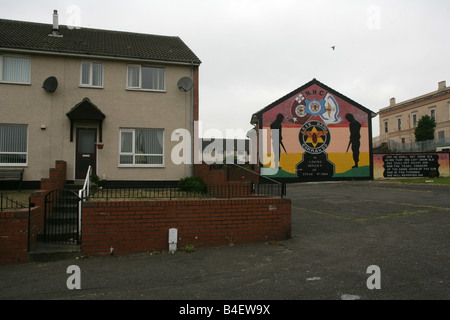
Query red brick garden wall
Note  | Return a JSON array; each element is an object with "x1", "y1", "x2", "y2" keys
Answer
[
  {"x1": 40, "y1": 160, "x2": 67, "y2": 190},
  {"x1": 1, "y1": 160, "x2": 292, "y2": 264},
  {"x1": 194, "y1": 162, "x2": 260, "y2": 185},
  {"x1": 0, "y1": 209, "x2": 30, "y2": 264},
  {"x1": 82, "y1": 197, "x2": 291, "y2": 257},
  {"x1": 0, "y1": 161, "x2": 65, "y2": 265}
]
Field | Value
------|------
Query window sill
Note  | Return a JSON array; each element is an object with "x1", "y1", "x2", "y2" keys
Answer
[
  {"x1": 126, "y1": 88, "x2": 166, "y2": 93},
  {"x1": 118, "y1": 165, "x2": 165, "y2": 168},
  {"x1": 0, "y1": 81, "x2": 31, "y2": 86},
  {"x1": 79, "y1": 85, "x2": 104, "y2": 89}
]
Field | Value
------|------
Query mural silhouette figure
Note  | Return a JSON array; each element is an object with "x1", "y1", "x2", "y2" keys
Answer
[
  {"x1": 270, "y1": 113, "x2": 286, "y2": 169},
  {"x1": 345, "y1": 113, "x2": 361, "y2": 168}
]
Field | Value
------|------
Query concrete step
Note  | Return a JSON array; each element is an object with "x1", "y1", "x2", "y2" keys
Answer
[
  {"x1": 28, "y1": 242, "x2": 81, "y2": 262},
  {"x1": 36, "y1": 232, "x2": 78, "y2": 243},
  {"x1": 65, "y1": 180, "x2": 85, "y2": 191}
]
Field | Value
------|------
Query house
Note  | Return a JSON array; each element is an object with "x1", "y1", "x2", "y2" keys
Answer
[
  {"x1": 250, "y1": 78, "x2": 376, "y2": 182},
  {"x1": 377, "y1": 80, "x2": 450, "y2": 150},
  {"x1": 200, "y1": 138, "x2": 251, "y2": 164},
  {"x1": 0, "y1": 11, "x2": 201, "y2": 189}
]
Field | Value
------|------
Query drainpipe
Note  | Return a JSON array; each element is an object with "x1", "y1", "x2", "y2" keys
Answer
[{"x1": 190, "y1": 62, "x2": 194, "y2": 177}]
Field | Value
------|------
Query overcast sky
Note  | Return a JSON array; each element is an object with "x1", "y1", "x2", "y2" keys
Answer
[{"x1": 2, "y1": 0, "x2": 449, "y2": 138}]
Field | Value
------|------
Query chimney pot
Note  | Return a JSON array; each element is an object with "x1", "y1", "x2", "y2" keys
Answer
[
  {"x1": 438, "y1": 80, "x2": 446, "y2": 91},
  {"x1": 50, "y1": 9, "x2": 61, "y2": 36},
  {"x1": 390, "y1": 97, "x2": 396, "y2": 106},
  {"x1": 53, "y1": 10, "x2": 59, "y2": 31}
]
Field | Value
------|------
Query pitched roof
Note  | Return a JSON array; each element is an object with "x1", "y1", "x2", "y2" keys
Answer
[
  {"x1": 378, "y1": 86, "x2": 450, "y2": 114},
  {"x1": 250, "y1": 78, "x2": 376, "y2": 124},
  {"x1": 0, "y1": 18, "x2": 201, "y2": 65}
]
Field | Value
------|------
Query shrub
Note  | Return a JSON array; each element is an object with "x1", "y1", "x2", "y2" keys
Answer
[{"x1": 178, "y1": 176, "x2": 207, "y2": 193}]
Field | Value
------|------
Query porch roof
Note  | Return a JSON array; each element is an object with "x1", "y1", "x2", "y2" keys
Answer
[
  {"x1": 66, "y1": 98, "x2": 105, "y2": 142},
  {"x1": 66, "y1": 97, "x2": 106, "y2": 121}
]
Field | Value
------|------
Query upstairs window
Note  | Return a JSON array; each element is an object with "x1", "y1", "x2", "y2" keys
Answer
[
  {"x1": 0, "y1": 124, "x2": 28, "y2": 166},
  {"x1": 412, "y1": 113, "x2": 417, "y2": 127},
  {"x1": 127, "y1": 65, "x2": 165, "y2": 91},
  {"x1": 0, "y1": 56, "x2": 31, "y2": 84},
  {"x1": 430, "y1": 108, "x2": 436, "y2": 120},
  {"x1": 80, "y1": 61, "x2": 103, "y2": 87}
]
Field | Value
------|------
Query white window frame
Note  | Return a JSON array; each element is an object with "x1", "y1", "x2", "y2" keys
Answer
[
  {"x1": 412, "y1": 112, "x2": 417, "y2": 127},
  {"x1": 397, "y1": 117, "x2": 402, "y2": 131},
  {"x1": 0, "y1": 55, "x2": 31, "y2": 85},
  {"x1": 430, "y1": 107, "x2": 436, "y2": 120},
  {"x1": 448, "y1": 101, "x2": 450, "y2": 120},
  {"x1": 0, "y1": 124, "x2": 28, "y2": 167},
  {"x1": 118, "y1": 128, "x2": 165, "y2": 167},
  {"x1": 126, "y1": 65, "x2": 165, "y2": 92},
  {"x1": 80, "y1": 61, "x2": 104, "y2": 88}
]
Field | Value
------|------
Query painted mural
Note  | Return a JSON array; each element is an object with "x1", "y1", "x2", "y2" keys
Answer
[{"x1": 257, "y1": 79, "x2": 373, "y2": 181}]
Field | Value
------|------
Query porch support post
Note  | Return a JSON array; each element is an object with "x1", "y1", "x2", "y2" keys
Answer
[
  {"x1": 69, "y1": 120, "x2": 74, "y2": 142},
  {"x1": 99, "y1": 120, "x2": 103, "y2": 143}
]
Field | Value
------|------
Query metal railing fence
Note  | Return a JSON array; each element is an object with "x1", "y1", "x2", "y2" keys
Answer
[
  {"x1": 88, "y1": 183, "x2": 285, "y2": 201},
  {"x1": 0, "y1": 193, "x2": 26, "y2": 211}
]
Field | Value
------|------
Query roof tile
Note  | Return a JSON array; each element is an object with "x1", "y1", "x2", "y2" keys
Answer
[{"x1": 0, "y1": 19, "x2": 201, "y2": 64}]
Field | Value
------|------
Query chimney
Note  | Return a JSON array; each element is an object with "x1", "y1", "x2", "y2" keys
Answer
[
  {"x1": 390, "y1": 97, "x2": 396, "y2": 107},
  {"x1": 438, "y1": 80, "x2": 446, "y2": 91},
  {"x1": 51, "y1": 10, "x2": 60, "y2": 36}
]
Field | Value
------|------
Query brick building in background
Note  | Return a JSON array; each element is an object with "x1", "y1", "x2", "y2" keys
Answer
[{"x1": 377, "y1": 81, "x2": 450, "y2": 151}]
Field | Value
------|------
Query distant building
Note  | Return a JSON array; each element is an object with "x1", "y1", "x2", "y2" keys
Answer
[
  {"x1": 378, "y1": 81, "x2": 450, "y2": 148},
  {"x1": 200, "y1": 138, "x2": 250, "y2": 164}
]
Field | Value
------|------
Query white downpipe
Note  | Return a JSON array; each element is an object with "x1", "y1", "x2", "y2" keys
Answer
[{"x1": 78, "y1": 165, "x2": 92, "y2": 240}]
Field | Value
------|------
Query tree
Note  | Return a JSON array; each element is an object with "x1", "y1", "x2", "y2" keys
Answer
[{"x1": 414, "y1": 115, "x2": 436, "y2": 142}]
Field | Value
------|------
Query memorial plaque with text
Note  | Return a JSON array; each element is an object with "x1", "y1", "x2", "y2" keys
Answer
[{"x1": 382, "y1": 154, "x2": 440, "y2": 178}]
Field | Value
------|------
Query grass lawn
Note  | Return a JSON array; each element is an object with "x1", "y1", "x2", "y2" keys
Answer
[
  {"x1": 384, "y1": 177, "x2": 450, "y2": 185},
  {"x1": 0, "y1": 190, "x2": 37, "y2": 207}
]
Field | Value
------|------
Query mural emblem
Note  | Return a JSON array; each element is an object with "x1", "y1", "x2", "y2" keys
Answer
[
  {"x1": 289, "y1": 92, "x2": 342, "y2": 125},
  {"x1": 295, "y1": 105, "x2": 306, "y2": 118},
  {"x1": 306, "y1": 99, "x2": 325, "y2": 116},
  {"x1": 299, "y1": 121, "x2": 331, "y2": 154}
]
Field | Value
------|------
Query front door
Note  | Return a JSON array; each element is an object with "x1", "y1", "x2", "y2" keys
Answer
[{"x1": 76, "y1": 128, "x2": 97, "y2": 179}]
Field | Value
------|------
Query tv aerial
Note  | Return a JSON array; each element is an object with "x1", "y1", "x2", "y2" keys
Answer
[
  {"x1": 43, "y1": 76, "x2": 58, "y2": 93},
  {"x1": 177, "y1": 77, "x2": 193, "y2": 92}
]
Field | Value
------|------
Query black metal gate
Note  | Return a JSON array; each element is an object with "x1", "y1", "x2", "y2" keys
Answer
[{"x1": 38, "y1": 189, "x2": 81, "y2": 245}]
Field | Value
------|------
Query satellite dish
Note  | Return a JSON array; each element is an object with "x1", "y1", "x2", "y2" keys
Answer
[
  {"x1": 177, "y1": 77, "x2": 193, "y2": 92},
  {"x1": 43, "y1": 76, "x2": 58, "y2": 93}
]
